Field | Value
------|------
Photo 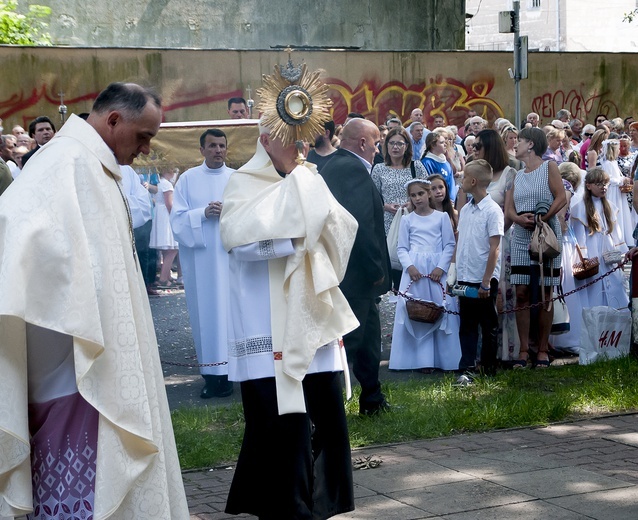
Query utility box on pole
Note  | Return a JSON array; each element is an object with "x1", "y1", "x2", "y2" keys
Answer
[{"x1": 498, "y1": 11, "x2": 515, "y2": 33}]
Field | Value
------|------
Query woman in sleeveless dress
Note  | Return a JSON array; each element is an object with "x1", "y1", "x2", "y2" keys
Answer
[{"x1": 505, "y1": 127, "x2": 566, "y2": 369}]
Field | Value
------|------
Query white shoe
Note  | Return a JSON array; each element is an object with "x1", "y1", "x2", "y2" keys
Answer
[{"x1": 453, "y1": 374, "x2": 474, "y2": 387}]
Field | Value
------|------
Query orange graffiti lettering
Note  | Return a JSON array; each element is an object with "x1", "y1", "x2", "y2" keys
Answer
[{"x1": 326, "y1": 75, "x2": 504, "y2": 127}]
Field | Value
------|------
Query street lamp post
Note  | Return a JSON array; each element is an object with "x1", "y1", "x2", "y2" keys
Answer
[
  {"x1": 499, "y1": 1, "x2": 527, "y2": 127},
  {"x1": 513, "y1": 0, "x2": 521, "y2": 128}
]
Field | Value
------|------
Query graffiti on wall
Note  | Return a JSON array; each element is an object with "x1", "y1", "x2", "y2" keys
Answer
[
  {"x1": 531, "y1": 87, "x2": 619, "y2": 123},
  {"x1": 0, "y1": 76, "x2": 506, "y2": 129},
  {"x1": 0, "y1": 85, "x2": 245, "y2": 128},
  {"x1": 0, "y1": 86, "x2": 98, "y2": 127},
  {"x1": 2, "y1": 78, "x2": 623, "y2": 131},
  {"x1": 326, "y1": 75, "x2": 505, "y2": 127}
]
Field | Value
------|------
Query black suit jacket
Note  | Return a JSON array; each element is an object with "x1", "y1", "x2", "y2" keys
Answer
[
  {"x1": 21, "y1": 145, "x2": 40, "y2": 167},
  {"x1": 320, "y1": 149, "x2": 391, "y2": 299}
]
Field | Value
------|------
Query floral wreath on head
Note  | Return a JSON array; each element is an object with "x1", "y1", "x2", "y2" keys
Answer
[{"x1": 404, "y1": 178, "x2": 431, "y2": 189}]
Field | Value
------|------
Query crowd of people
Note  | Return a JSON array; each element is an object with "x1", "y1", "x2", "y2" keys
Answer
[
  {"x1": 1, "y1": 77, "x2": 638, "y2": 519},
  {"x1": 362, "y1": 108, "x2": 638, "y2": 382},
  {"x1": 5, "y1": 101, "x2": 636, "y2": 384}
]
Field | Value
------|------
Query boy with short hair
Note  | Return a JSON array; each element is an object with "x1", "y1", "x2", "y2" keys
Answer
[{"x1": 453, "y1": 159, "x2": 504, "y2": 383}]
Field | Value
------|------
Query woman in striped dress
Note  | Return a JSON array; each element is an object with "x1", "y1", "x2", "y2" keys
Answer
[{"x1": 505, "y1": 127, "x2": 566, "y2": 369}]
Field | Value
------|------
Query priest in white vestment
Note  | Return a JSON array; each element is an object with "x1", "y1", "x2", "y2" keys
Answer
[
  {"x1": 170, "y1": 129, "x2": 234, "y2": 398},
  {"x1": 220, "y1": 61, "x2": 360, "y2": 519},
  {"x1": 0, "y1": 83, "x2": 189, "y2": 520}
]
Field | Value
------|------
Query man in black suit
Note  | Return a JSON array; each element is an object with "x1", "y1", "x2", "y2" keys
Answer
[
  {"x1": 21, "y1": 116, "x2": 56, "y2": 167},
  {"x1": 320, "y1": 118, "x2": 392, "y2": 415}
]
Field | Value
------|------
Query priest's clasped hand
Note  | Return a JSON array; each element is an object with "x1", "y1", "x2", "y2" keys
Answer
[{"x1": 205, "y1": 201, "x2": 223, "y2": 218}]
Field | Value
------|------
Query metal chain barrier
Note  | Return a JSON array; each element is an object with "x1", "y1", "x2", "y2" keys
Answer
[
  {"x1": 162, "y1": 358, "x2": 228, "y2": 368},
  {"x1": 163, "y1": 261, "x2": 630, "y2": 368},
  {"x1": 396, "y1": 259, "x2": 629, "y2": 316}
]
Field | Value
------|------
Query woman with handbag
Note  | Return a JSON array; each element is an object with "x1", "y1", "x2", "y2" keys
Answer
[
  {"x1": 371, "y1": 127, "x2": 427, "y2": 291},
  {"x1": 505, "y1": 127, "x2": 566, "y2": 368}
]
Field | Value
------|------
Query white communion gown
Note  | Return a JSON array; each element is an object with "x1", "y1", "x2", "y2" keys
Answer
[{"x1": 389, "y1": 210, "x2": 461, "y2": 371}]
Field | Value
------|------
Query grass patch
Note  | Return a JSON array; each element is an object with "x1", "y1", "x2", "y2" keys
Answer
[{"x1": 172, "y1": 356, "x2": 638, "y2": 469}]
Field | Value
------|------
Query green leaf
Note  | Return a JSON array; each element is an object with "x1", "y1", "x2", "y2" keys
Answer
[{"x1": 0, "y1": 0, "x2": 51, "y2": 45}]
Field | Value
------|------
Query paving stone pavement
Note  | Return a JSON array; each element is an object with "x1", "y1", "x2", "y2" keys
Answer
[{"x1": 184, "y1": 413, "x2": 638, "y2": 520}]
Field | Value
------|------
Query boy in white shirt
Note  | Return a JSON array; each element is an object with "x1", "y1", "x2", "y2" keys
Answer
[{"x1": 454, "y1": 159, "x2": 504, "y2": 383}]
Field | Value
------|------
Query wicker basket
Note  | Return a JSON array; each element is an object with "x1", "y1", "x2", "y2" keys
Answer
[
  {"x1": 401, "y1": 276, "x2": 446, "y2": 324},
  {"x1": 620, "y1": 183, "x2": 633, "y2": 194},
  {"x1": 572, "y1": 244, "x2": 599, "y2": 280}
]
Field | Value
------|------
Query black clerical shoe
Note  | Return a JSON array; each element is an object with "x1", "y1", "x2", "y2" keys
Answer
[
  {"x1": 214, "y1": 378, "x2": 234, "y2": 398},
  {"x1": 359, "y1": 399, "x2": 391, "y2": 416},
  {"x1": 200, "y1": 375, "x2": 219, "y2": 399},
  {"x1": 200, "y1": 375, "x2": 234, "y2": 399},
  {"x1": 200, "y1": 382, "x2": 217, "y2": 399}
]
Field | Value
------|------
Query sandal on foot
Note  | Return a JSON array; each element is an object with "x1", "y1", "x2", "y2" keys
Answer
[
  {"x1": 535, "y1": 358, "x2": 551, "y2": 368},
  {"x1": 512, "y1": 359, "x2": 528, "y2": 369}
]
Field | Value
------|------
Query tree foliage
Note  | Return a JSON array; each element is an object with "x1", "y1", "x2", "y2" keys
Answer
[{"x1": 0, "y1": 1, "x2": 51, "y2": 45}]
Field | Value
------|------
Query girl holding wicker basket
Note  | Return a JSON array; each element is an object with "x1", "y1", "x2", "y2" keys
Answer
[
  {"x1": 389, "y1": 179, "x2": 461, "y2": 372},
  {"x1": 570, "y1": 167, "x2": 629, "y2": 313}
]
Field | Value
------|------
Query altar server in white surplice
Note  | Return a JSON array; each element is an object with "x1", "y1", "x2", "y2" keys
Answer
[{"x1": 170, "y1": 128, "x2": 234, "y2": 398}]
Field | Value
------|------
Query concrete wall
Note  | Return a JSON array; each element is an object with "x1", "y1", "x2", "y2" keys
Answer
[
  {"x1": 37, "y1": 0, "x2": 466, "y2": 50},
  {"x1": 1, "y1": 47, "x2": 635, "y2": 134}
]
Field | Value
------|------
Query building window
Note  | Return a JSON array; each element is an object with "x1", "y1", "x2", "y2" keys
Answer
[{"x1": 529, "y1": 0, "x2": 541, "y2": 9}]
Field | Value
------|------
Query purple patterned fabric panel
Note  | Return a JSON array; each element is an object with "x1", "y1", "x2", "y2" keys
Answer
[{"x1": 27, "y1": 392, "x2": 98, "y2": 520}]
